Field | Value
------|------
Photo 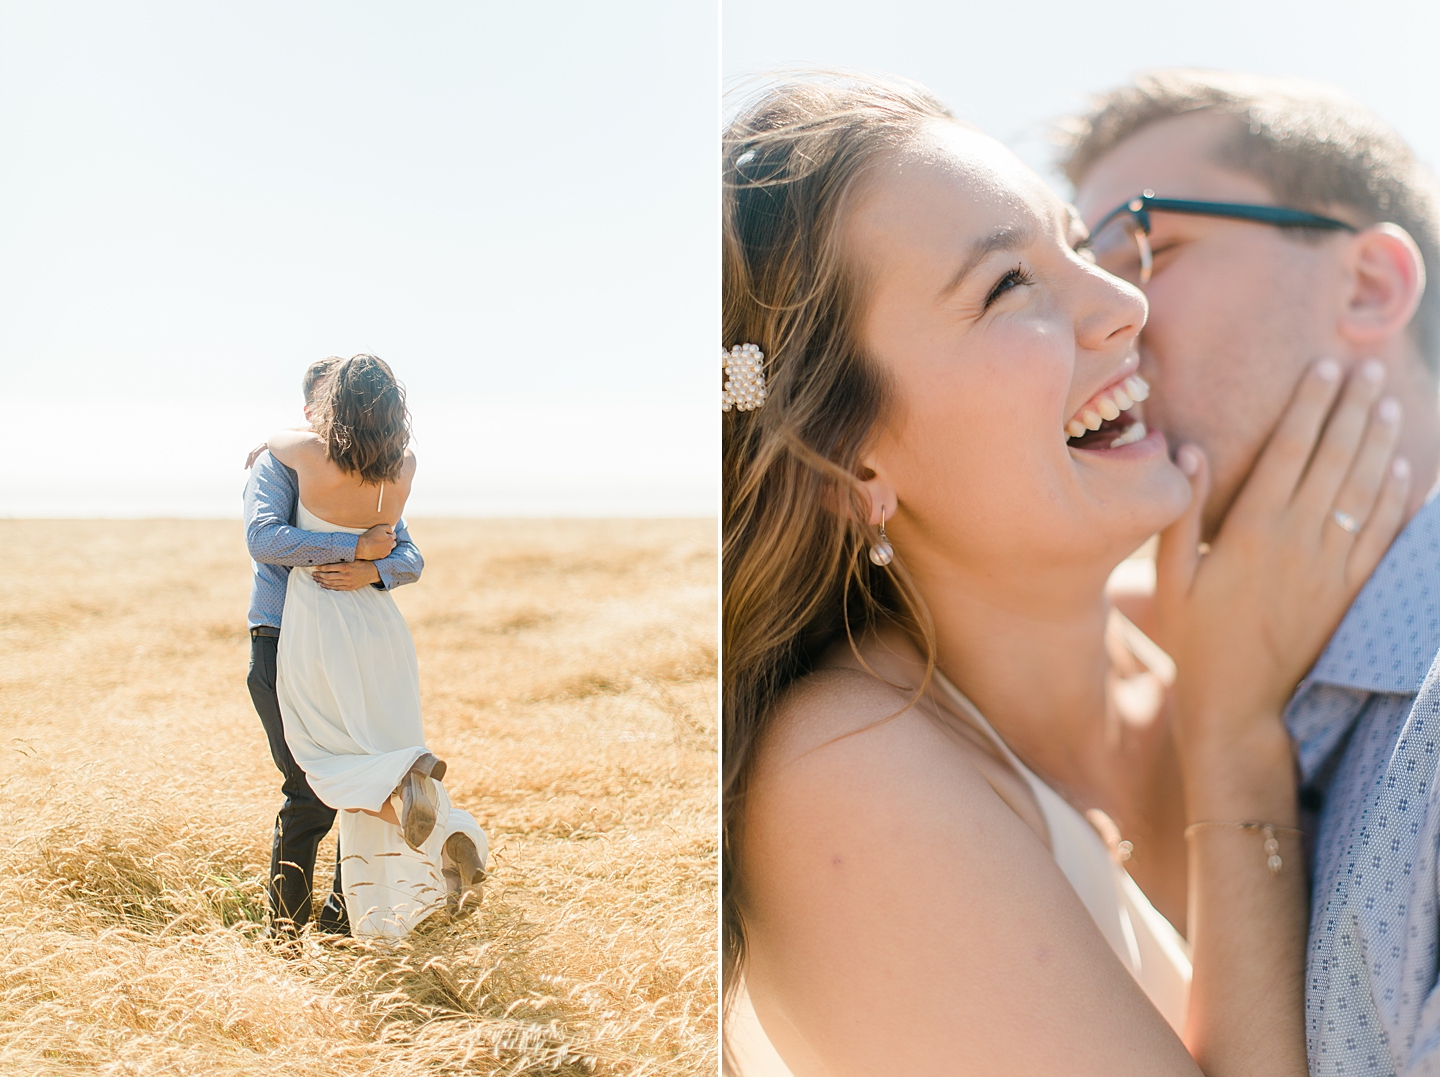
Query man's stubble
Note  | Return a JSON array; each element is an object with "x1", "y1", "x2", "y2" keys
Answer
[{"x1": 1138, "y1": 240, "x2": 1337, "y2": 538}]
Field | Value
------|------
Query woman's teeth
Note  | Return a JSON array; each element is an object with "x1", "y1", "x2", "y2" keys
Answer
[
  {"x1": 1107, "y1": 421, "x2": 1148, "y2": 448},
  {"x1": 1064, "y1": 375, "x2": 1150, "y2": 440},
  {"x1": 1069, "y1": 410, "x2": 1101, "y2": 438}
]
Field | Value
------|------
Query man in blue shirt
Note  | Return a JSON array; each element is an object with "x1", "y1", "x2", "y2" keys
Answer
[
  {"x1": 243, "y1": 358, "x2": 425, "y2": 934},
  {"x1": 1067, "y1": 72, "x2": 1440, "y2": 1073}
]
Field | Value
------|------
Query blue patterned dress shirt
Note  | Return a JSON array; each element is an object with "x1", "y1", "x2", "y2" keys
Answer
[
  {"x1": 1286, "y1": 492, "x2": 1440, "y2": 1075},
  {"x1": 243, "y1": 450, "x2": 424, "y2": 629}
]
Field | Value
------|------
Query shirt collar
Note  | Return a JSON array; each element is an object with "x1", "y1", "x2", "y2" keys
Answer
[{"x1": 1305, "y1": 490, "x2": 1440, "y2": 695}]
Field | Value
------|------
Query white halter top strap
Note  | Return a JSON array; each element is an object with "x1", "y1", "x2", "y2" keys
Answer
[
  {"x1": 929, "y1": 668, "x2": 1191, "y2": 1033},
  {"x1": 930, "y1": 670, "x2": 1040, "y2": 783},
  {"x1": 930, "y1": 670, "x2": 1140, "y2": 954}
]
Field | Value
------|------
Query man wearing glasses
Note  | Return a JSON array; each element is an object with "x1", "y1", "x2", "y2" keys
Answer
[{"x1": 1066, "y1": 71, "x2": 1440, "y2": 1076}]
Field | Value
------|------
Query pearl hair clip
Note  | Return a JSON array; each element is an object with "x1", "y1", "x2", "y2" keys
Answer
[{"x1": 722, "y1": 343, "x2": 767, "y2": 412}]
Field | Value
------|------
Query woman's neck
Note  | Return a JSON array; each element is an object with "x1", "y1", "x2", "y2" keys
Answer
[{"x1": 917, "y1": 554, "x2": 1120, "y2": 799}]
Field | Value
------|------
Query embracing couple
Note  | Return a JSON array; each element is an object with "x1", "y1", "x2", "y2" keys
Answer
[
  {"x1": 722, "y1": 70, "x2": 1440, "y2": 1076},
  {"x1": 243, "y1": 354, "x2": 487, "y2": 940}
]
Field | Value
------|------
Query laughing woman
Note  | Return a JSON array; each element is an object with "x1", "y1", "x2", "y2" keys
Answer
[{"x1": 721, "y1": 75, "x2": 1409, "y2": 1075}]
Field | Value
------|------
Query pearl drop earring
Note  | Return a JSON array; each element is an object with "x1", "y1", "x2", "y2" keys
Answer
[{"x1": 869, "y1": 507, "x2": 894, "y2": 566}]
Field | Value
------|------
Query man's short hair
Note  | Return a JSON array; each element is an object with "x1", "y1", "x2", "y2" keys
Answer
[
  {"x1": 302, "y1": 357, "x2": 343, "y2": 404},
  {"x1": 1060, "y1": 69, "x2": 1440, "y2": 373}
]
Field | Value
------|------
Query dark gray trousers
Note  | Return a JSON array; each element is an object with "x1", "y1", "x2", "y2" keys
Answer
[{"x1": 247, "y1": 632, "x2": 349, "y2": 933}]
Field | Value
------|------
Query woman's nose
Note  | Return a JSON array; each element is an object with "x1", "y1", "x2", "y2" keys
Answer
[{"x1": 1077, "y1": 265, "x2": 1147, "y2": 353}]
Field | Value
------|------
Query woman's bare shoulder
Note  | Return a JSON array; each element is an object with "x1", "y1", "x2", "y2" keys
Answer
[
  {"x1": 738, "y1": 672, "x2": 1192, "y2": 1074},
  {"x1": 745, "y1": 667, "x2": 1022, "y2": 850},
  {"x1": 759, "y1": 666, "x2": 918, "y2": 768},
  {"x1": 758, "y1": 628, "x2": 950, "y2": 770},
  {"x1": 750, "y1": 660, "x2": 1049, "y2": 858},
  {"x1": 267, "y1": 428, "x2": 324, "y2": 468},
  {"x1": 759, "y1": 665, "x2": 997, "y2": 794}
]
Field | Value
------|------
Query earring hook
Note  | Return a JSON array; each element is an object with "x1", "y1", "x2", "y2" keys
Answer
[{"x1": 869, "y1": 505, "x2": 894, "y2": 567}]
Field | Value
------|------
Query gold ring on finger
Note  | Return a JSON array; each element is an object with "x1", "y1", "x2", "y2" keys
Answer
[{"x1": 1332, "y1": 509, "x2": 1361, "y2": 534}]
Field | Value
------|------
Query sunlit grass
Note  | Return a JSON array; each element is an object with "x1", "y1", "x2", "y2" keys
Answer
[{"x1": 0, "y1": 518, "x2": 717, "y2": 1075}]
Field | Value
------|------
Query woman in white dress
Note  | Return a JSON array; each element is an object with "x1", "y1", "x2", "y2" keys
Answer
[
  {"x1": 721, "y1": 75, "x2": 1409, "y2": 1075},
  {"x1": 268, "y1": 354, "x2": 488, "y2": 939}
]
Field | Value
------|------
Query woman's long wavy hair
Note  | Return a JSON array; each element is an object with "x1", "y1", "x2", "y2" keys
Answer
[
  {"x1": 311, "y1": 354, "x2": 411, "y2": 485},
  {"x1": 722, "y1": 72, "x2": 953, "y2": 1034}
]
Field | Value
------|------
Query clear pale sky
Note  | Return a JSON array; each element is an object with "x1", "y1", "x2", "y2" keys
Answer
[
  {"x1": 1, "y1": 1, "x2": 719, "y2": 516},
  {"x1": 7, "y1": 1, "x2": 1438, "y2": 516},
  {"x1": 724, "y1": 0, "x2": 1440, "y2": 197}
]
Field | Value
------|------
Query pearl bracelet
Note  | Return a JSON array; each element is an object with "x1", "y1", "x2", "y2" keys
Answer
[{"x1": 1183, "y1": 821, "x2": 1304, "y2": 875}]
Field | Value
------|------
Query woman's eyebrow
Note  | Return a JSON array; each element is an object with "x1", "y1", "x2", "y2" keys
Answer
[{"x1": 938, "y1": 223, "x2": 1035, "y2": 298}]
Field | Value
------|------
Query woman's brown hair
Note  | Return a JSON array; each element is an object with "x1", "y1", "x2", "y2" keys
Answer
[
  {"x1": 311, "y1": 354, "x2": 411, "y2": 485},
  {"x1": 722, "y1": 72, "x2": 954, "y2": 1039}
]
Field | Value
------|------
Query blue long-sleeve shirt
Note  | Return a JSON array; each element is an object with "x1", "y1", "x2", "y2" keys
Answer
[
  {"x1": 1285, "y1": 492, "x2": 1440, "y2": 1075},
  {"x1": 243, "y1": 450, "x2": 423, "y2": 629}
]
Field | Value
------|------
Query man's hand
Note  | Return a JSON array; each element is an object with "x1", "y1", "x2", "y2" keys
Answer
[
  {"x1": 244, "y1": 441, "x2": 268, "y2": 469},
  {"x1": 356, "y1": 524, "x2": 396, "y2": 560},
  {"x1": 312, "y1": 561, "x2": 382, "y2": 590}
]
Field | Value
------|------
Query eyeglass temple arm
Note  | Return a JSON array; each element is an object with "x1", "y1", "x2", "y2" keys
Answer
[{"x1": 1138, "y1": 197, "x2": 1357, "y2": 232}]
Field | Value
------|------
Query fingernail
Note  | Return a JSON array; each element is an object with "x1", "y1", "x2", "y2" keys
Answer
[
  {"x1": 1363, "y1": 359, "x2": 1386, "y2": 383},
  {"x1": 1177, "y1": 445, "x2": 1201, "y2": 476},
  {"x1": 1379, "y1": 397, "x2": 1402, "y2": 424},
  {"x1": 1316, "y1": 358, "x2": 1341, "y2": 382},
  {"x1": 1394, "y1": 457, "x2": 1411, "y2": 480}
]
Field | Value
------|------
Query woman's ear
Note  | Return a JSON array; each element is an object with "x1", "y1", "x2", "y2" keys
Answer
[
  {"x1": 1338, "y1": 223, "x2": 1427, "y2": 348},
  {"x1": 857, "y1": 456, "x2": 897, "y2": 527}
]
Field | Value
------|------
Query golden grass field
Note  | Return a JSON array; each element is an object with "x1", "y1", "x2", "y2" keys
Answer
[{"x1": 0, "y1": 518, "x2": 717, "y2": 1076}]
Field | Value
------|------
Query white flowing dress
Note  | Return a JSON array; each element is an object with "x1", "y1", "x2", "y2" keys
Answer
[
  {"x1": 276, "y1": 502, "x2": 488, "y2": 938},
  {"x1": 727, "y1": 669, "x2": 1191, "y2": 1076}
]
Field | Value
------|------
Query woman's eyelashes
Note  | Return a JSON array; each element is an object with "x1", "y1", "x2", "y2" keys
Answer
[{"x1": 982, "y1": 264, "x2": 1035, "y2": 309}]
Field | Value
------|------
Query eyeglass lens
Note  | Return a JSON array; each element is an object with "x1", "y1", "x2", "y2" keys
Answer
[{"x1": 1087, "y1": 213, "x2": 1153, "y2": 286}]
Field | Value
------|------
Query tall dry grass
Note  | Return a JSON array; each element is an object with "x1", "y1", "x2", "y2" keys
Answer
[{"x1": 0, "y1": 518, "x2": 717, "y2": 1076}]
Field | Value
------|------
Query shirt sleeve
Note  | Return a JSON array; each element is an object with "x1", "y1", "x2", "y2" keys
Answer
[
  {"x1": 372, "y1": 516, "x2": 423, "y2": 590},
  {"x1": 244, "y1": 452, "x2": 359, "y2": 567}
]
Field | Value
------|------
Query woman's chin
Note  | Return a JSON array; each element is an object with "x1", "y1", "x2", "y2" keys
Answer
[{"x1": 1068, "y1": 427, "x2": 1193, "y2": 540}]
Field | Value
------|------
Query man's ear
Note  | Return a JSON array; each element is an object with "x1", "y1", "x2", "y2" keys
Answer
[{"x1": 1338, "y1": 223, "x2": 1426, "y2": 348}]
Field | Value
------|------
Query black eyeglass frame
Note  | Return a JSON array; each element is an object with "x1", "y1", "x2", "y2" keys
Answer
[{"x1": 1082, "y1": 189, "x2": 1358, "y2": 285}]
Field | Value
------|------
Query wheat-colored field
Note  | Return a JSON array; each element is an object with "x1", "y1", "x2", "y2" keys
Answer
[{"x1": 0, "y1": 518, "x2": 718, "y2": 1076}]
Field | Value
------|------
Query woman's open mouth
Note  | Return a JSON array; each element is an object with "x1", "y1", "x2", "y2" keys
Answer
[{"x1": 1064, "y1": 374, "x2": 1150, "y2": 451}]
